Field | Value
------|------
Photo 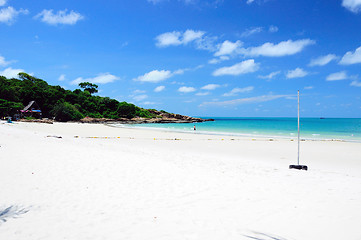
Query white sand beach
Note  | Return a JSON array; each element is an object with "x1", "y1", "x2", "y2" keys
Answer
[{"x1": 1, "y1": 121, "x2": 361, "y2": 240}]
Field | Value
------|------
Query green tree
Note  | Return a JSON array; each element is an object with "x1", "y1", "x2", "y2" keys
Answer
[
  {"x1": 78, "y1": 82, "x2": 98, "y2": 94},
  {"x1": 50, "y1": 102, "x2": 84, "y2": 122},
  {"x1": 0, "y1": 99, "x2": 23, "y2": 117}
]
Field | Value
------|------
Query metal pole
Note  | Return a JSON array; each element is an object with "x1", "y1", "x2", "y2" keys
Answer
[{"x1": 297, "y1": 90, "x2": 300, "y2": 165}]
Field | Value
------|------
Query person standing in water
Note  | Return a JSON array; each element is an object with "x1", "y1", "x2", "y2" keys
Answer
[{"x1": 194, "y1": 125, "x2": 196, "y2": 131}]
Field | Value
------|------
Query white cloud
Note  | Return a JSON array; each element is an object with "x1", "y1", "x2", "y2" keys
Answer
[
  {"x1": 58, "y1": 74, "x2": 66, "y2": 81},
  {"x1": 326, "y1": 71, "x2": 348, "y2": 81},
  {"x1": 133, "y1": 89, "x2": 146, "y2": 94},
  {"x1": 241, "y1": 27, "x2": 263, "y2": 37},
  {"x1": 225, "y1": 88, "x2": 252, "y2": 97},
  {"x1": 286, "y1": 68, "x2": 308, "y2": 79},
  {"x1": 135, "y1": 70, "x2": 172, "y2": 83},
  {"x1": 183, "y1": 29, "x2": 205, "y2": 44},
  {"x1": 0, "y1": 55, "x2": 10, "y2": 66},
  {"x1": 133, "y1": 94, "x2": 148, "y2": 101},
  {"x1": 195, "y1": 35, "x2": 218, "y2": 51},
  {"x1": 246, "y1": 0, "x2": 255, "y2": 4},
  {"x1": 214, "y1": 40, "x2": 243, "y2": 56},
  {"x1": 155, "y1": 29, "x2": 205, "y2": 47},
  {"x1": 147, "y1": 0, "x2": 163, "y2": 4},
  {"x1": 142, "y1": 101, "x2": 157, "y2": 105},
  {"x1": 269, "y1": 25, "x2": 278, "y2": 33},
  {"x1": 342, "y1": 0, "x2": 361, "y2": 13},
  {"x1": 201, "y1": 84, "x2": 220, "y2": 90},
  {"x1": 154, "y1": 85, "x2": 165, "y2": 92},
  {"x1": 0, "y1": 67, "x2": 24, "y2": 78},
  {"x1": 35, "y1": 9, "x2": 84, "y2": 25},
  {"x1": 71, "y1": 73, "x2": 119, "y2": 85},
  {"x1": 212, "y1": 59, "x2": 259, "y2": 76},
  {"x1": 304, "y1": 86, "x2": 314, "y2": 90},
  {"x1": 242, "y1": 39, "x2": 315, "y2": 57},
  {"x1": 0, "y1": 0, "x2": 7, "y2": 7},
  {"x1": 258, "y1": 71, "x2": 280, "y2": 79},
  {"x1": 309, "y1": 54, "x2": 337, "y2": 66},
  {"x1": 0, "y1": 6, "x2": 28, "y2": 24},
  {"x1": 351, "y1": 80, "x2": 361, "y2": 87},
  {"x1": 208, "y1": 56, "x2": 230, "y2": 64},
  {"x1": 339, "y1": 46, "x2": 361, "y2": 65},
  {"x1": 223, "y1": 86, "x2": 254, "y2": 97},
  {"x1": 148, "y1": 0, "x2": 197, "y2": 4},
  {"x1": 135, "y1": 67, "x2": 191, "y2": 83},
  {"x1": 196, "y1": 92, "x2": 210, "y2": 96},
  {"x1": 155, "y1": 31, "x2": 182, "y2": 47},
  {"x1": 178, "y1": 86, "x2": 196, "y2": 93},
  {"x1": 200, "y1": 94, "x2": 291, "y2": 107}
]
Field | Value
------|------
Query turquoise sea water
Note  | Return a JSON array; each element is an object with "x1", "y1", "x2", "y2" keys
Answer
[{"x1": 115, "y1": 118, "x2": 361, "y2": 141}]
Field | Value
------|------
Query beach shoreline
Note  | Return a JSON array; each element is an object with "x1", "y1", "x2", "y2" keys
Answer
[{"x1": 1, "y1": 121, "x2": 361, "y2": 240}]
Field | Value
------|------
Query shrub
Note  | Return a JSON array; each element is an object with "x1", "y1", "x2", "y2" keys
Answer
[
  {"x1": 117, "y1": 102, "x2": 137, "y2": 119},
  {"x1": 50, "y1": 102, "x2": 83, "y2": 122}
]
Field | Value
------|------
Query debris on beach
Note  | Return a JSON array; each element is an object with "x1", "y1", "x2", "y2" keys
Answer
[{"x1": 46, "y1": 135, "x2": 62, "y2": 139}]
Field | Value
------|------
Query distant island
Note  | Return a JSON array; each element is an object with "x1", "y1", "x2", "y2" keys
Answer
[{"x1": 0, "y1": 73, "x2": 213, "y2": 124}]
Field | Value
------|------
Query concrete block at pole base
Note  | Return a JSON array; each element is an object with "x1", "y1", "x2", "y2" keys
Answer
[{"x1": 289, "y1": 165, "x2": 308, "y2": 171}]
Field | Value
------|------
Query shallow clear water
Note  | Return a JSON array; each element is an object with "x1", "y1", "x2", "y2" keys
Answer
[{"x1": 112, "y1": 118, "x2": 361, "y2": 141}]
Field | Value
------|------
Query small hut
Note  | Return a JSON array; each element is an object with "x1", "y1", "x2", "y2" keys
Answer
[{"x1": 20, "y1": 101, "x2": 42, "y2": 119}]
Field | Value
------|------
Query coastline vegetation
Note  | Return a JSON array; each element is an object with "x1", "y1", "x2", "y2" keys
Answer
[{"x1": 0, "y1": 73, "x2": 164, "y2": 121}]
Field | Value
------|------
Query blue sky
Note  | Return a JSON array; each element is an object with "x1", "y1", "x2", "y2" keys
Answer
[{"x1": 1, "y1": 0, "x2": 361, "y2": 117}]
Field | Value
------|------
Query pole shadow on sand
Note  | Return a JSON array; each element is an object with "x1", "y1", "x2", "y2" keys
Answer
[{"x1": 243, "y1": 231, "x2": 289, "y2": 240}]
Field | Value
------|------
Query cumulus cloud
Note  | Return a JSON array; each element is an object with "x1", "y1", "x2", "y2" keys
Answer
[
  {"x1": 133, "y1": 94, "x2": 148, "y2": 101},
  {"x1": 0, "y1": 67, "x2": 25, "y2": 78},
  {"x1": 178, "y1": 86, "x2": 196, "y2": 93},
  {"x1": 269, "y1": 25, "x2": 278, "y2": 33},
  {"x1": 200, "y1": 94, "x2": 291, "y2": 107},
  {"x1": 350, "y1": 80, "x2": 361, "y2": 87},
  {"x1": 0, "y1": 55, "x2": 11, "y2": 66},
  {"x1": 154, "y1": 85, "x2": 165, "y2": 92},
  {"x1": 309, "y1": 54, "x2": 338, "y2": 66},
  {"x1": 155, "y1": 29, "x2": 205, "y2": 47},
  {"x1": 214, "y1": 40, "x2": 243, "y2": 56},
  {"x1": 148, "y1": 0, "x2": 197, "y2": 4},
  {"x1": 223, "y1": 86, "x2": 254, "y2": 97},
  {"x1": 0, "y1": 6, "x2": 28, "y2": 24},
  {"x1": 136, "y1": 70, "x2": 173, "y2": 83},
  {"x1": 326, "y1": 71, "x2": 348, "y2": 81},
  {"x1": 183, "y1": 29, "x2": 205, "y2": 44},
  {"x1": 339, "y1": 46, "x2": 361, "y2": 65},
  {"x1": 212, "y1": 59, "x2": 259, "y2": 76},
  {"x1": 241, "y1": 39, "x2": 315, "y2": 57},
  {"x1": 71, "y1": 73, "x2": 119, "y2": 85},
  {"x1": 196, "y1": 92, "x2": 210, "y2": 96},
  {"x1": 286, "y1": 68, "x2": 308, "y2": 79},
  {"x1": 135, "y1": 66, "x2": 193, "y2": 83},
  {"x1": 0, "y1": 0, "x2": 7, "y2": 7},
  {"x1": 35, "y1": 9, "x2": 84, "y2": 25},
  {"x1": 208, "y1": 56, "x2": 230, "y2": 64},
  {"x1": 58, "y1": 74, "x2": 66, "y2": 81},
  {"x1": 258, "y1": 71, "x2": 280, "y2": 79},
  {"x1": 147, "y1": 0, "x2": 164, "y2": 4},
  {"x1": 134, "y1": 70, "x2": 173, "y2": 83},
  {"x1": 342, "y1": 0, "x2": 361, "y2": 13},
  {"x1": 133, "y1": 89, "x2": 146, "y2": 94},
  {"x1": 201, "y1": 84, "x2": 220, "y2": 90},
  {"x1": 241, "y1": 27, "x2": 263, "y2": 37}
]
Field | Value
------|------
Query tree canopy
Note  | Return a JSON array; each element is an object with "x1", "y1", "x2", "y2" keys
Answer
[{"x1": 0, "y1": 73, "x2": 160, "y2": 121}]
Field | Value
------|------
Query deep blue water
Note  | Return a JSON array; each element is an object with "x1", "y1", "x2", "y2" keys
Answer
[{"x1": 115, "y1": 117, "x2": 361, "y2": 141}]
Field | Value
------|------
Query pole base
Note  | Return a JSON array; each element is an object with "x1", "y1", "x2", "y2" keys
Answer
[{"x1": 289, "y1": 165, "x2": 308, "y2": 171}]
